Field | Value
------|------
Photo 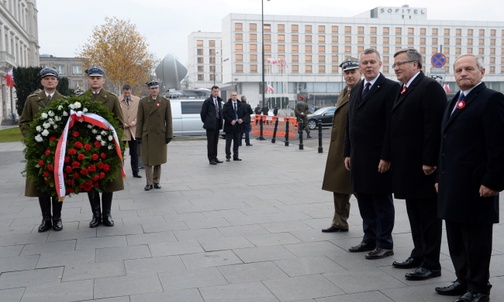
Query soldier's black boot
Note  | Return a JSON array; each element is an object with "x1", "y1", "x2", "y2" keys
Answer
[
  {"x1": 51, "y1": 197, "x2": 63, "y2": 231},
  {"x1": 38, "y1": 196, "x2": 52, "y2": 232},
  {"x1": 88, "y1": 191, "x2": 101, "y2": 228},
  {"x1": 101, "y1": 192, "x2": 114, "y2": 227}
]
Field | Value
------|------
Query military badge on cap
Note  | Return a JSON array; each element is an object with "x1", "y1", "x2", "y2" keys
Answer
[
  {"x1": 85, "y1": 67, "x2": 105, "y2": 77},
  {"x1": 339, "y1": 57, "x2": 360, "y2": 71},
  {"x1": 146, "y1": 80, "x2": 159, "y2": 88},
  {"x1": 38, "y1": 68, "x2": 59, "y2": 78}
]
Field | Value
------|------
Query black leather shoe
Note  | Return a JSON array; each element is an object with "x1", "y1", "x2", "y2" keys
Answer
[
  {"x1": 102, "y1": 214, "x2": 114, "y2": 227},
  {"x1": 133, "y1": 173, "x2": 142, "y2": 178},
  {"x1": 321, "y1": 226, "x2": 348, "y2": 233},
  {"x1": 393, "y1": 257, "x2": 422, "y2": 269},
  {"x1": 144, "y1": 184, "x2": 153, "y2": 191},
  {"x1": 89, "y1": 214, "x2": 101, "y2": 228},
  {"x1": 233, "y1": 158, "x2": 242, "y2": 161},
  {"x1": 215, "y1": 159, "x2": 224, "y2": 163},
  {"x1": 52, "y1": 218, "x2": 63, "y2": 231},
  {"x1": 365, "y1": 248, "x2": 394, "y2": 259},
  {"x1": 307, "y1": 134, "x2": 312, "y2": 138},
  {"x1": 435, "y1": 281, "x2": 468, "y2": 296},
  {"x1": 348, "y1": 242, "x2": 375, "y2": 253},
  {"x1": 405, "y1": 267, "x2": 441, "y2": 281},
  {"x1": 154, "y1": 183, "x2": 161, "y2": 189},
  {"x1": 38, "y1": 218, "x2": 52, "y2": 232},
  {"x1": 246, "y1": 144, "x2": 253, "y2": 146},
  {"x1": 209, "y1": 160, "x2": 218, "y2": 165},
  {"x1": 226, "y1": 158, "x2": 231, "y2": 162},
  {"x1": 454, "y1": 291, "x2": 490, "y2": 302}
]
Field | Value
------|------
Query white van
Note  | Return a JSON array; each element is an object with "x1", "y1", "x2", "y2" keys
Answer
[{"x1": 170, "y1": 98, "x2": 206, "y2": 136}]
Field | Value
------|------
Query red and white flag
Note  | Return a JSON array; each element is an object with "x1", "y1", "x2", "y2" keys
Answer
[
  {"x1": 443, "y1": 84, "x2": 451, "y2": 93},
  {"x1": 5, "y1": 69, "x2": 14, "y2": 87},
  {"x1": 266, "y1": 84, "x2": 275, "y2": 93}
]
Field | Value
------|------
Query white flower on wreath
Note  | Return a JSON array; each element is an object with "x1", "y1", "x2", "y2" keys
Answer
[
  {"x1": 40, "y1": 112, "x2": 48, "y2": 119},
  {"x1": 83, "y1": 108, "x2": 88, "y2": 113},
  {"x1": 92, "y1": 129, "x2": 98, "y2": 134},
  {"x1": 101, "y1": 130, "x2": 107, "y2": 136},
  {"x1": 96, "y1": 135, "x2": 102, "y2": 141},
  {"x1": 101, "y1": 140, "x2": 107, "y2": 146},
  {"x1": 35, "y1": 134, "x2": 43, "y2": 142},
  {"x1": 62, "y1": 111, "x2": 68, "y2": 117},
  {"x1": 41, "y1": 129, "x2": 49, "y2": 137},
  {"x1": 48, "y1": 110, "x2": 55, "y2": 117},
  {"x1": 35, "y1": 125, "x2": 42, "y2": 132},
  {"x1": 108, "y1": 135, "x2": 113, "y2": 141},
  {"x1": 108, "y1": 145, "x2": 114, "y2": 150},
  {"x1": 42, "y1": 122, "x2": 51, "y2": 129}
]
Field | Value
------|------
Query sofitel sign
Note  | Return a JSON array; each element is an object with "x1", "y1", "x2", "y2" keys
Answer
[{"x1": 379, "y1": 7, "x2": 426, "y2": 15}]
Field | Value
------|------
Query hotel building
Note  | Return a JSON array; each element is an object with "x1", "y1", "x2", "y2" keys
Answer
[{"x1": 188, "y1": 5, "x2": 504, "y2": 107}]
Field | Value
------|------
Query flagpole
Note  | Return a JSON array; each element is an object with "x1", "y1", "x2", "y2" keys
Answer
[{"x1": 258, "y1": 0, "x2": 269, "y2": 141}]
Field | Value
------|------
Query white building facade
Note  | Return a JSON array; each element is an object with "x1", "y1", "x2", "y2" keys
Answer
[
  {"x1": 0, "y1": 0, "x2": 39, "y2": 123},
  {"x1": 188, "y1": 6, "x2": 504, "y2": 107}
]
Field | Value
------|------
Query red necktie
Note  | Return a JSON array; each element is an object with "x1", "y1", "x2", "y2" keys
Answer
[{"x1": 400, "y1": 85, "x2": 407, "y2": 95}]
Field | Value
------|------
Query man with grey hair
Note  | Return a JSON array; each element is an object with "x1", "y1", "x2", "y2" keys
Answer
[
  {"x1": 390, "y1": 48, "x2": 445, "y2": 281},
  {"x1": 344, "y1": 48, "x2": 400, "y2": 259},
  {"x1": 434, "y1": 54, "x2": 504, "y2": 302}
]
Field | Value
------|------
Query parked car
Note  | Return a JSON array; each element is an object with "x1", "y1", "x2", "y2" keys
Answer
[
  {"x1": 307, "y1": 106, "x2": 336, "y2": 130},
  {"x1": 170, "y1": 98, "x2": 206, "y2": 136}
]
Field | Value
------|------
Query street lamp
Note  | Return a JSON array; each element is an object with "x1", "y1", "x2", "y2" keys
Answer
[
  {"x1": 258, "y1": 0, "x2": 270, "y2": 140},
  {"x1": 211, "y1": 52, "x2": 219, "y2": 87}
]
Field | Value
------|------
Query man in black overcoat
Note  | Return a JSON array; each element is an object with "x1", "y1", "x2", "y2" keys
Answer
[
  {"x1": 223, "y1": 91, "x2": 245, "y2": 161},
  {"x1": 390, "y1": 48, "x2": 445, "y2": 281},
  {"x1": 434, "y1": 54, "x2": 504, "y2": 302},
  {"x1": 343, "y1": 48, "x2": 400, "y2": 260},
  {"x1": 200, "y1": 86, "x2": 224, "y2": 165}
]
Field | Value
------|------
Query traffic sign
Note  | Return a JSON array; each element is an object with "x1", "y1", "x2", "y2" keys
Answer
[
  {"x1": 430, "y1": 67, "x2": 446, "y2": 74},
  {"x1": 431, "y1": 53, "x2": 446, "y2": 68}
]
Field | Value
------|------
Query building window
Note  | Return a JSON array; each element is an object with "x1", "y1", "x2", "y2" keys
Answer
[
  {"x1": 357, "y1": 46, "x2": 364, "y2": 53},
  {"x1": 432, "y1": 47, "x2": 438, "y2": 53},
  {"x1": 408, "y1": 27, "x2": 414, "y2": 35},
  {"x1": 383, "y1": 37, "x2": 389, "y2": 44},
  {"x1": 467, "y1": 48, "x2": 473, "y2": 54},
  {"x1": 432, "y1": 38, "x2": 438, "y2": 45},
  {"x1": 332, "y1": 36, "x2": 338, "y2": 43},
  {"x1": 250, "y1": 33, "x2": 257, "y2": 42},
  {"x1": 490, "y1": 29, "x2": 496, "y2": 36},
  {"x1": 490, "y1": 39, "x2": 496, "y2": 46},
  {"x1": 345, "y1": 26, "x2": 352, "y2": 34},
  {"x1": 318, "y1": 35, "x2": 325, "y2": 43},
  {"x1": 490, "y1": 48, "x2": 496, "y2": 55},
  {"x1": 432, "y1": 28, "x2": 438, "y2": 36},
  {"x1": 305, "y1": 45, "x2": 312, "y2": 53},
  {"x1": 209, "y1": 40, "x2": 215, "y2": 47},
  {"x1": 468, "y1": 29, "x2": 473, "y2": 36},
  {"x1": 318, "y1": 55, "x2": 325, "y2": 63},
  {"x1": 235, "y1": 54, "x2": 243, "y2": 62},
  {"x1": 292, "y1": 45, "x2": 299, "y2": 53},
  {"x1": 278, "y1": 24, "x2": 285, "y2": 32},
  {"x1": 250, "y1": 44, "x2": 257, "y2": 52},
  {"x1": 305, "y1": 35, "x2": 312, "y2": 43},
  {"x1": 318, "y1": 45, "x2": 325, "y2": 53},
  {"x1": 370, "y1": 36, "x2": 377, "y2": 44},
  {"x1": 210, "y1": 66, "x2": 215, "y2": 72},
  {"x1": 209, "y1": 49, "x2": 216, "y2": 55},
  {"x1": 197, "y1": 57, "x2": 203, "y2": 64},
  {"x1": 197, "y1": 40, "x2": 203, "y2": 46},
  {"x1": 468, "y1": 38, "x2": 473, "y2": 45},
  {"x1": 305, "y1": 25, "x2": 312, "y2": 33},
  {"x1": 420, "y1": 27, "x2": 426, "y2": 35},
  {"x1": 444, "y1": 28, "x2": 450, "y2": 35},
  {"x1": 358, "y1": 36, "x2": 364, "y2": 44},
  {"x1": 278, "y1": 44, "x2": 285, "y2": 52},
  {"x1": 265, "y1": 44, "x2": 271, "y2": 53},
  {"x1": 345, "y1": 36, "x2": 351, "y2": 43},
  {"x1": 305, "y1": 65, "x2": 312, "y2": 73},
  {"x1": 479, "y1": 48, "x2": 485, "y2": 55},
  {"x1": 264, "y1": 34, "x2": 271, "y2": 42},
  {"x1": 383, "y1": 66, "x2": 389, "y2": 73},
  {"x1": 236, "y1": 65, "x2": 243, "y2": 73},
  {"x1": 264, "y1": 24, "x2": 271, "y2": 32},
  {"x1": 420, "y1": 37, "x2": 426, "y2": 45},
  {"x1": 331, "y1": 46, "x2": 338, "y2": 53},
  {"x1": 292, "y1": 35, "x2": 299, "y2": 42},
  {"x1": 250, "y1": 65, "x2": 258, "y2": 73},
  {"x1": 479, "y1": 38, "x2": 485, "y2": 46},
  {"x1": 383, "y1": 46, "x2": 389, "y2": 54},
  {"x1": 235, "y1": 23, "x2": 242, "y2": 31},
  {"x1": 319, "y1": 65, "x2": 326, "y2": 73},
  {"x1": 358, "y1": 26, "x2": 364, "y2": 34},
  {"x1": 383, "y1": 27, "x2": 389, "y2": 35},
  {"x1": 292, "y1": 24, "x2": 299, "y2": 32},
  {"x1": 197, "y1": 49, "x2": 203, "y2": 55},
  {"x1": 197, "y1": 66, "x2": 204, "y2": 72},
  {"x1": 456, "y1": 47, "x2": 461, "y2": 55},
  {"x1": 72, "y1": 65, "x2": 81, "y2": 75},
  {"x1": 345, "y1": 46, "x2": 351, "y2": 53},
  {"x1": 292, "y1": 65, "x2": 299, "y2": 73},
  {"x1": 331, "y1": 26, "x2": 338, "y2": 33},
  {"x1": 198, "y1": 74, "x2": 204, "y2": 81},
  {"x1": 395, "y1": 27, "x2": 402, "y2": 35},
  {"x1": 490, "y1": 57, "x2": 496, "y2": 64},
  {"x1": 479, "y1": 29, "x2": 485, "y2": 36},
  {"x1": 305, "y1": 55, "x2": 312, "y2": 63},
  {"x1": 235, "y1": 33, "x2": 243, "y2": 41},
  {"x1": 250, "y1": 54, "x2": 257, "y2": 62},
  {"x1": 250, "y1": 23, "x2": 257, "y2": 31},
  {"x1": 370, "y1": 27, "x2": 377, "y2": 34},
  {"x1": 209, "y1": 57, "x2": 215, "y2": 64},
  {"x1": 444, "y1": 38, "x2": 450, "y2": 45},
  {"x1": 456, "y1": 28, "x2": 462, "y2": 36},
  {"x1": 278, "y1": 34, "x2": 285, "y2": 42},
  {"x1": 408, "y1": 37, "x2": 414, "y2": 44},
  {"x1": 331, "y1": 55, "x2": 338, "y2": 63},
  {"x1": 456, "y1": 38, "x2": 461, "y2": 46},
  {"x1": 235, "y1": 44, "x2": 243, "y2": 52},
  {"x1": 490, "y1": 66, "x2": 495, "y2": 73},
  {"x1": 292, "y1": 55, "x2": 299, "y2": 63}
]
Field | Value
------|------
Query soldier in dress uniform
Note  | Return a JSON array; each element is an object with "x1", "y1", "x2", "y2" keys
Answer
[
  {"x1": 19, "y1": 68, "x2": 65, "y2": 232},
  {"x1": 135, "y1": 81, "x2": 173, "y2": 191},
  {"x1": 295, "y1": 97, "x2": 311, "y2": 138},
  {"x1": 321, "y1": 58, "x2": 361, "y2": 233},
  {"x1": 82, "y1": 67, "x2": 124, "y2": 228}
]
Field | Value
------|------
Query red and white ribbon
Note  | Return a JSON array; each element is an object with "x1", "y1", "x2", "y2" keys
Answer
[{"x1": 54, "y1": 110, "x2": 125, "y2": 198}]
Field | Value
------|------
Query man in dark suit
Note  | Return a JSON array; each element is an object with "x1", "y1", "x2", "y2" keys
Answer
[
  {"x1": 434, "y1": 54, "x2": 504, "y2": 302},
  {"x1": 344, "y1": 48, "x2": 400, "y2": 260},
  {"x1": 222, "y1": 91, "x2": 245, "y2": 161},
  {"x1": 200, "y1": 86, "x2": 224, "y2": 165},
  {"x1": 390, "y1": 48, "x2": 445, "y2": 281}
]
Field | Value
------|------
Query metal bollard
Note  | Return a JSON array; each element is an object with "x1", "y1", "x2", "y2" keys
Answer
[
  {"x1": 318, "y1": 119, "x2": 323, "y2": 153},
  {"x1": 298, "y1": 119, "x2": 304, "y2": 150},
  {"x1": 271, "y1": 118, "x2": 279, "y2": 143},
  {"x1": 285, "y1": 119, "x2": 289, "y2": 146},
  {"x1": 257, "y1": 117, "x2": 266, "y2": 140}
]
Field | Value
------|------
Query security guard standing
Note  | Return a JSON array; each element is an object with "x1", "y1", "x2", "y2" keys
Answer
[
  {"x1": 82, "y1": 67, "x2": 124, "y2": 228},
  {"x1": 295, "y1": 98, "x2": 311, "y2": 138},
  {"x1": 19, "y1": 68, "x2": 65, "y2": 232}
]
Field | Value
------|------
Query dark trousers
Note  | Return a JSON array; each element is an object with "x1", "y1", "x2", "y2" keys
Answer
[
  {"x1": 206, "y1": 127, "x2": 220, "y2": 162},
  {"x1": 331, "y1": 192, "x2": 351, "y2": 229},
  {"x1": 356, "y1": 193, "x2": 394, "y2": 249},
  {"x1": 225, "y1": 127, "x2": 240, "y2": 159},
  {"x1": 126, "y1": 139, "x2": 139, "y2": 174},
  {"x1": 405, "y1": 197, "x2": 442, "y2": 270},
  {"x1": 446, "y1": 220, "x2": 493, "y2": 294},
  {"x1": 240, "y1": 124, "x2": 251, "y2": 145}
]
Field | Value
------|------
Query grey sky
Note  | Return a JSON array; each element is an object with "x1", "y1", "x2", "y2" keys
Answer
[{"x1": 38, "y1": 0, "x2": 500, "y2": 65}]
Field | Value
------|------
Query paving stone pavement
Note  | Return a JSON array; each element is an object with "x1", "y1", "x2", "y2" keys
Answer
[{"x1": 0, "y1": 135, "x2": 503, "y2": 302}]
